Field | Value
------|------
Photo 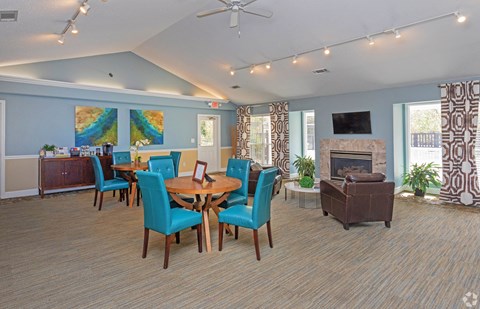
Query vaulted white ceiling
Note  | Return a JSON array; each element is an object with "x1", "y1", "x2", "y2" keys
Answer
[{"x1": 1, "y1": 0, "x2": 479, "y2": 104}]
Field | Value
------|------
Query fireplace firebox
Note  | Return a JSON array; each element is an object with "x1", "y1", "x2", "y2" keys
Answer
[{"x1": 330, "y1": 151, "x2": 372, "y2": 181}]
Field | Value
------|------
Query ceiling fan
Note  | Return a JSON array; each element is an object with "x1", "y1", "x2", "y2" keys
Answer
[{"x1": 196, "y1": 0, "x2": 273, "y2": 28}]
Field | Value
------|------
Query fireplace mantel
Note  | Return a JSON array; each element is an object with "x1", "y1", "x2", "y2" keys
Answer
[{"x1": 320, "y1": 139, "x2": 386, "y2": 180}]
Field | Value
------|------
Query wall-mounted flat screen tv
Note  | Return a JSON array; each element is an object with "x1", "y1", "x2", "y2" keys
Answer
[{"x1": 332, "y1": 111, "x2": 372, "y2": 134}]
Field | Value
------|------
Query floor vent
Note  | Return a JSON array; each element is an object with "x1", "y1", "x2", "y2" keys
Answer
[
  {"x1": 0, "y1": 11, "x2": 18, "y2": 22},
  {"x1": 313, "y1": 68, "x2": 329, "y2": 74}
]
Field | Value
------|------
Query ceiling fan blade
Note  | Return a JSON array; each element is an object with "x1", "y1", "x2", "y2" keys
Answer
[
  {"x1": 243, "y1": 0, "x2": 258, "y2": 6},
  {"x1": 242, "y1": 7, "x2": 273, "y2": 18},
  {"x1": 217, "y1": 0, "x2": 230, "y2": 4},
  {"x1": 196, "y1": 7, "x2": 229, "y2": 18},
  {"x1": 230, "y1": 10, "x2": 239, "y2": 27}
]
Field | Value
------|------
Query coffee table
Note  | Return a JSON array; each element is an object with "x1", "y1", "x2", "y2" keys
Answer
[{"x1": 284, "y1": 181, "x2": 321, "y2": 209}]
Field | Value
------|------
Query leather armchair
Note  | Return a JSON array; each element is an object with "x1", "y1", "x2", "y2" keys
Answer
[
  {"x1": 320, "y1": 173, "x2": 394, "y2": 230},
  {"x1": 248, "y1": 163, "x2": 283, "y2": 196}
]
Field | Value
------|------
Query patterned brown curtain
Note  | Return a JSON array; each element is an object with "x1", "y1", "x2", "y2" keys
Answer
[
  {"x1": 236, "y1": 106, "x2": 251, "y2": 159},
  {"x1": 440, "y1": 81, "x2": 480, "y2": 206},
  {"x1": 269, "y1": 102, "x2": 290, "y2": 174}
]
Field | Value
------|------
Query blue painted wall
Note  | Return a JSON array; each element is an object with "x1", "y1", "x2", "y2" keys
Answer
[{"x1": 288, "y1": 83, "x2": 443, "y2": 182}]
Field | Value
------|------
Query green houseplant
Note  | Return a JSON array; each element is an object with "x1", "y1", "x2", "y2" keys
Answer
[
  {"x1": 293, "y1": 155, "x2": 315, "y2": 188},
  {"x1": 402, "y1": 162, "x2": 441, "y2": 197}
]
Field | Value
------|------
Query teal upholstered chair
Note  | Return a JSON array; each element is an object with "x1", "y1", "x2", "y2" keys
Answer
[
  {"x1": 91, "y1": 156, "x2": 130, "y2": 211},
  {"x1": 112, "y1": 151, "x2": 132, "y2": 198},
  {"x1": 169, "y1": 151, "x2": 182, "y2": 177},
  {"x1": 217, "y1": 158, "x2": 250, "y2": 208},
  {"x1": 148, "y1": 158, "x2": 194, "y2": 208},
  {"x1": 136, "y1": 171, "x2": 202, "y2": 269},
  {"x1": 218, "y1": 168, "x2": 278, "y2": 260}
]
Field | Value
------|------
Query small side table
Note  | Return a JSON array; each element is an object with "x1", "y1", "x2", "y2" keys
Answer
[{"x1": 284, "y1": 181, "x2": 321, "y2": 209}]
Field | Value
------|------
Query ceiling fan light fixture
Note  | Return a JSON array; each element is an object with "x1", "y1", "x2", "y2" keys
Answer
[
  {"x1": 455, "y1": 12, "x2": 466, "y2": 23},
  {"x1": 80, "y1": 2, "x2": 90, "y2": 15}
]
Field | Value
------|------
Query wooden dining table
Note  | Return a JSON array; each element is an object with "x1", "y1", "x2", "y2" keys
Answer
[
  {"x1": 164, "y1": 175, "x2": 241, "y2": 252},
  {"x1": 111, "y1": 162, "x2": 148, "y2": 208}
]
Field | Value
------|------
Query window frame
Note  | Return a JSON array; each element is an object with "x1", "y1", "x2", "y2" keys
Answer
[{"x1": 249, "y1": 114, "x2": 272, "y2": 165}]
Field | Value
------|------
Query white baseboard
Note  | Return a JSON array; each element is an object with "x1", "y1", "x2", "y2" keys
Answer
[{"x1": 2, "y1": 188, "x2": 38, "y2": 199}]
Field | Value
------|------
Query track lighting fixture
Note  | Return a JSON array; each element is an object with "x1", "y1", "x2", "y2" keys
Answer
[
  {"x1": 455, "y1": 12, "x2": 466, "y2": 23},
  {"x1": 80, "y1": 2, "x2": 91, "y2": 15},
  {"x1": 57, "y1": 34, "x2": 65, "y2": 45},
  {"x1": 230, "y1": 68, "x2": 235, "y2": 76},
  {"x1": 367, "y1": 36, "x2": 375, "y2": 46},
  {"x1": 70, "y1": 21, "x2": 78, "y2": 34},
  {"x1": 227, "y1": 10, "x2": 468, "y2": 75}
]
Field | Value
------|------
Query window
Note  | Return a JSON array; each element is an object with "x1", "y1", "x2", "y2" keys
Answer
[
  {"x1": 250, "y1": 115, "x2": 272, "y2": 165},
  {"x1": 303, "y1": 111, "x2": 315, "y2": 159},
  {"x1": 200, "y1": 119, "x2": 214, "y2": 146},
  {"x1": 406, "y1": 102, "x2": 442, "y2": 179}
]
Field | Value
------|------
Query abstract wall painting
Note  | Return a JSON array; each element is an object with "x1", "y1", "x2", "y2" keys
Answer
[
  {"x1": 75, "y1": 106, "x2": 118, "y2": 146},
  {"x1": 130, "y1": 109, "x2": 164, "y2": 145}
]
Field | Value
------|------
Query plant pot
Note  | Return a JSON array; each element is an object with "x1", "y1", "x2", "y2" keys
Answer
[{"x1": 414, "y1": 188, "x2": 425, "y2": 197}]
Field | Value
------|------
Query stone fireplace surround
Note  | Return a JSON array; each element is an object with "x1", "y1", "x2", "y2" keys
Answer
[{"x1": 320, "y1": 139, "x2": 386, "y2": 180}]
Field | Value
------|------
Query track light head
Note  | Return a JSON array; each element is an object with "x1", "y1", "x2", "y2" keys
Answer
[
  {"x1": 57, "y1": 34, "x2": 65, "y2": 45},
  {"x1": 367, "y1": 35, "x2": 375, "y2": 46},
  {"x1": 455, "y1": 12, "x2": 466, "y2": 23},
  {"x1": 230, "y1": 68, "x2": 235, "y2": 76},
  {"x1": 266, "y1": 61, "x2": 271, "y2": 69},
  {"x1": 324, "y1": 47, "x2": 330, "y2": 55},
  {"x1": 70, "y1": 21, "x2": 78, "y2": 34},
  {"x1": 292, "y1": 55, "x2": 298, "y2": 64},
  {"x1": 249, "y1": 65, "x2": 255, "y2": 74},
  {"x1": 394, "y1": 29, "x2": 401, "y2": 39},
  {"x1": 80, "y1": 2, "x2": 91, "y2": 15}
]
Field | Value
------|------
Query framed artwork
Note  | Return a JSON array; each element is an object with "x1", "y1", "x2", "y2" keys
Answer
[
  {"x1": 75, "y1": 106, "x2": 118, "y2": 146},
  {"x1": 192, "y1": 160, "x2": 207, "y2": 183},
  {"x1": 130, "y1": 109, "x2": 164, "y2": 145}
]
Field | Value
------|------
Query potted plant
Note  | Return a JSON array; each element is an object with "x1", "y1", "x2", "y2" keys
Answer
[
  {"x1": 42, "y1": 144, "x2": 56, "y2": 158},
  {"x1": 402, "y1": 162, "x2": 441, "y2": 197},
  {"x1": 293, "y1": 155, "x2": 315, "y2": 188},
  {"x1": 130, "y1": 139, "x2": 150, "y2": 164}
]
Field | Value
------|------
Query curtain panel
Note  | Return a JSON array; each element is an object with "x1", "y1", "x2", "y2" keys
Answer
[
  {"x1": 269, "y1": 102, "x2": 290, "y2": 174},
  {"x1": 236, "y1": 106, "x2": 251, "y2": 159},
  {"x1": 440, "y1": 81, "x2": 480, "y2": 206}
]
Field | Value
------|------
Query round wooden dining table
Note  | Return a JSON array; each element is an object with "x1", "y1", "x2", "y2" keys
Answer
[
  {"x1": 111, "y1": 162, "x2": 148, "y2": 208},
  {"x1": 164, "y1": 175, "x2": 241, "y2": 252}
]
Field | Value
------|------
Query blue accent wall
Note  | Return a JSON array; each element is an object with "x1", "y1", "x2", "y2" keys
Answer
[{"x1": 288, "y1": 83, "x2": 442, "y2": 182}]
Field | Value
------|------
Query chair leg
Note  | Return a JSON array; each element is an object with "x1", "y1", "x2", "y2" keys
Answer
[
  {"x1": 98, "y1": 192, "x2": 104, "y2": 211},
  {"x1": 323, "y1": 210, "x2": 328, "y2": 216},
  {"x1": 125, "y1": 189, "x2": 129, "y2": 207},
  {"x1": 343, "y1": 223, "x2": 349, "y2": 230},
  {"x1": 113, "y1": 190, "x2": 116, "y2": 197},
  {"x1": 253, "y1": 229, "x2": 261, "y2": 261},
  {"x1": 385, "y1": 221, "x2": 391, "y2": 228},
  {"x1": 197, "y1": 224, "x2": 203, "y2": 253},
  {"x1": 93, "y1": 190, "x2": 98, "y2": 207},
  {"x1": 137, "y1": 188, "x2": 141, "y2": 206},
  {"x1": 218, "y1": 223, "x2": 224, "y2": 251},
  {"x1": 164, "y1": 235, "x2": 172, "y2": 269},
  {"x1": 267, "y1": 220, "x2": 273, "y2": 248},
  {"x1": 235, "y1": 226, "x2": 239, "y2": 239},
  {"x1": 175, "y1": 232, "x2": 180, "y2": 244},
  {"x1": 142, "y1": 228, "x2": 149, "y2": 258}
]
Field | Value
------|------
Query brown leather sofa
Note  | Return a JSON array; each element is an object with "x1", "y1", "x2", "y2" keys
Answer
[
  {"x1": 248, "y1": 163, "x2": 283, "y2": 196},
  {"x1": 320, "y1": 173, "x2": 394, "y2": 230}
]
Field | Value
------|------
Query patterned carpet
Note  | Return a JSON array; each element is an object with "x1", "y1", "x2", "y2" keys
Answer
[{"x1": 1, "y1": 189, "x2": 479, "y2": 308}]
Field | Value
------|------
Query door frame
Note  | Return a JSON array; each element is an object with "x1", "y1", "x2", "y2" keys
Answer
[
  {"x1": 0, "y1": 100, "x2": 5, "y2": 199},
  {"x1": 197, "y1": 114, "x2": 221, "y2": 172}
]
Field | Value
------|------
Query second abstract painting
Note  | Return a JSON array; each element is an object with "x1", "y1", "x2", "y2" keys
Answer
[{"x1": 130, "y1": 109, "x2": 164, "y2": 145}]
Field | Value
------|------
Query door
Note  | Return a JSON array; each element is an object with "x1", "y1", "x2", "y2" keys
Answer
[
  {"x1": 0, "y1": 100, "x2": 4, "y2": 198},
  {"x1": 197, "y1": 115, "x2": 221, "y2": 172}
]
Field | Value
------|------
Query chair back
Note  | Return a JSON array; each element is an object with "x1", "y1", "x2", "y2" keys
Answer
[
  {"x1": 148, "y1": 158, "x2": 175, "y2": 180},
  {"x1": 136, "y1": 171, "x2": 172, "y2": 235},
  {"x1": 90, "y1": 156, "x2": 105, "y2": 190},
  {"x1": 169, "y1": 151, "x2": 182, "y2": 177},
  {"x1": 226, "y1": 158, "x2": 250, "y2": 199},
  {"x1": 112, "y1": 151, "x2": 131, "y2": 178},
  {"x1": 252, "y1": 168, "x2": 278, "y2": 227}
]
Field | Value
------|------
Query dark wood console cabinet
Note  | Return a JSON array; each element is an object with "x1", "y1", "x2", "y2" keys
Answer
[{"x1": 38, "y1": 156, "x2": 113, "y2": 198}]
